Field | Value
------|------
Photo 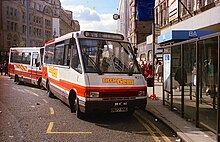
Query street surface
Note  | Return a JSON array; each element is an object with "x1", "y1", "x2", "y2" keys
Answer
[{"x1": 0, "y1": 76, "x2": 179, "y2": 142}]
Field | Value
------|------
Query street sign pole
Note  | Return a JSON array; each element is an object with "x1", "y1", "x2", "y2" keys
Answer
[
  {"x1": 26, "y1": 0, "x2": 30, "y2": 47},
  {"x1": 152, "y1": 23, "x2": 155, "y2": 96}
]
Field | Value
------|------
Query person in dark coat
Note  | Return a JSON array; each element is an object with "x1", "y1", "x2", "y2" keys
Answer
[
  {"x1": 2, "y1": 60, "x2": 8, "y2": 76},
  {"x1": 175, "y1": 67, "x2": 187, "y2": 91}
]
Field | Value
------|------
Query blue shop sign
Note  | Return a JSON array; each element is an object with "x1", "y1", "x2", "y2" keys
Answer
[{"x1": 158, "y1": 30, "x2": 213, "y2": 44}]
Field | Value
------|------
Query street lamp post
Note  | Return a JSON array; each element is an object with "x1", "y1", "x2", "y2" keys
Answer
[
  {"x1": 152, "y1": 23, "x2": 155, "y2": 96},
  {"x1": 26, "y1": 0, "x2": 30, "y2": 47}
]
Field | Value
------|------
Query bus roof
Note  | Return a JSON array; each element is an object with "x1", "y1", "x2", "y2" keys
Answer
[
  {"x1": 10, "y1": 47, "x2": 44, "y2": 52},
  {"x1": 45, "y1": 31, "x2": 127, "y2": 46}
]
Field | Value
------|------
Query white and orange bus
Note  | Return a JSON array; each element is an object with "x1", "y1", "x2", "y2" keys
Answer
[
  {"x1": 8, "y1": 47, "x2": 44, "y2": 87},
  {"x1": 42, "y1": 31, "x2": 147, "y2": 118}
]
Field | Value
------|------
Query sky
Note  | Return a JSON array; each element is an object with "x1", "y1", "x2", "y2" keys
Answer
[{"x1": 60, "y1": 0, "x2": 119, "y2": 32}]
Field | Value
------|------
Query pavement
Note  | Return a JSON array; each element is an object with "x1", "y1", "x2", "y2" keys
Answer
[{"x1": 146, "y1": 81, "x2": 217, "y2": 142}]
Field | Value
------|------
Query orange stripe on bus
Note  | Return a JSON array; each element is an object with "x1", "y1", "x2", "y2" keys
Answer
[{"x1": 48, "y1": 77, "x2": 147, "y2": 98}]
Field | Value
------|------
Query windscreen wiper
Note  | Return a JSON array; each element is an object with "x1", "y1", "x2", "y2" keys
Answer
[{"x1": 87, "y1": 56, "x2": 103, "y2": 75}]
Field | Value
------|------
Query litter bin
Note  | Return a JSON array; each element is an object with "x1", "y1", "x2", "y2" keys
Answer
[{"x1": 147, "y1": 77, "x2": 154, "y2": 87}]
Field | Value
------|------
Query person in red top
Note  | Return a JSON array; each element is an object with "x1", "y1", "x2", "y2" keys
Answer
[
  {"x1": 144, "y1": 63, "x2": 153, "y2": 79},
  {"x1": 144, "y1": 63, "x2": 149, "y2": 79}
]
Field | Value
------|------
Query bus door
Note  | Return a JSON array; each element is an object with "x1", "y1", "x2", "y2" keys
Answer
[{"x1": 31, "y1": 52, "x2": 41, "y2": 84}]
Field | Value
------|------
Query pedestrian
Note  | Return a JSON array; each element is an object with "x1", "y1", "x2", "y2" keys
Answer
[
  {"x1": 0, "y1": 62, "x2": 3, "y2": 75},
  {"x1": 2, "y1": 60, "x2": 8, "y2": 76},
  {"x1": 156, "y1": 62, "x2": 163, "y2": 82},
  {"x1": 144, "y1": 63, "x2": 149, "y2": 79},
  {"x1": 140, "y1": 61, "x2": 145, "y2": 76},
  {"x1": 206, "y1": 58, "x2": 215, "y2": 96},
  {"x1": 192, "y1": 63, "x2": 197, "y2": 86},
  {"x1": 175, "y1": 66, "x2": 187, "y2": 91}
]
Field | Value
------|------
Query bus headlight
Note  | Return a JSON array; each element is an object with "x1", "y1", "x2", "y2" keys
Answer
[
  {"x1": 138, "y1": 91, "x2": 146, "y2": 96},
  {"x1": 89, "y1": 92, "x2": 99, "y2": 98}
]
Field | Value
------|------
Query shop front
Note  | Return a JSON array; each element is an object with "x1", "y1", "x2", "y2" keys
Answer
[{"x1": 158, "y1": 31, "x2": 220, "y2": 140}]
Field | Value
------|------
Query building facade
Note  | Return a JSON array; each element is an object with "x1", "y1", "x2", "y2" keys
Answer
[
  {"x1": 117, "y1": 0, "x2": 155, "y2": 47},
  {"x1": 156, "y1": 0, "x2": 220, "y2": 140},
  {"x1": 155, "y1": 0, "x2": 220, "y2": 34},
  {"x1": 117, "y1": 0, "x2": 130, "y2": 39},
  {"x1": 0, "y1": 0, "x2": 80, "y2": 61},
  {"x1": 129, "y1": 0, "x2": 155, "y2": 47}
]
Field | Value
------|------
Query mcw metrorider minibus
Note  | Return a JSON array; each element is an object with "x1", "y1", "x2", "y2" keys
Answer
[{"x1": 42, "y1": 31, "x2": 147, "y2": 119}]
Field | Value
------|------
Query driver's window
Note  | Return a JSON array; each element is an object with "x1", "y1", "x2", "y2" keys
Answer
[
  {"x1": 32, "y1": 52, "x2": 40, "y2": 67},
  {"x1": 71, "y1": 41, "x2": 81, "y2": 73}
]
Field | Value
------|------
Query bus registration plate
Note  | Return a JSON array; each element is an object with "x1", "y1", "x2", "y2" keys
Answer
[{"x1": 111, "y1": 107, "x2": 128, "y2": 112}]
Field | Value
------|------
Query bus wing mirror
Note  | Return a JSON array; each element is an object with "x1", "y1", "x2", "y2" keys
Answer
[
  {"x1": 36, "y1": 62, "x2": 40, "y2": 67},
  {"x1": 134, "y1": 47, "x2": 138, "y2": 54}
]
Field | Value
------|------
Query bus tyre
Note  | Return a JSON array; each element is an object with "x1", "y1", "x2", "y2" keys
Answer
[
  {"x1": 76, "y1": 99, "x2": 84, "y2": 119},
  {"x1": 15, "y1": 75, "x2": 22, "y2": 85},
  {"x1": 127, "y1": 109, "x2": 135, "y2": 116},
  {"x1": 47, "y1": 84, "x2": 55, "y2": 98},
  {"x1": 38, "y1": 79, "x2": 44, "y2": 90},
  {"x1": 69, "y1": 94, "x2": 76, "y2": 113}
]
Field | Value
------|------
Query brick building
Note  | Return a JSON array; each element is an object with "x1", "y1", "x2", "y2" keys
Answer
[{"x1": 0, "y1": 0, "x2": 80, "y2": 61}]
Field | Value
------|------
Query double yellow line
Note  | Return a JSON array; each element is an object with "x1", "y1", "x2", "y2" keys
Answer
[
  {"x1": 134, "y1": 111, "x2": 171, "y2": 142},
  {"x1": 46, "y1": 107, "x2": 92, "y2": 134}
]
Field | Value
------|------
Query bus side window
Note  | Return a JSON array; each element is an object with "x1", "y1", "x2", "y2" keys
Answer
[
  {"x1": 64, "y1": 44, "x2": 71, "y2": 66},
  {"x1": 71, "y1": 44, "x2": 81, "y2": 73},
  {"x1": 40, "y1": 48, "x2": 44, "y2": 65},
  {"x1": 45, "y1": 44, "x2": 55, "y2": 64}
]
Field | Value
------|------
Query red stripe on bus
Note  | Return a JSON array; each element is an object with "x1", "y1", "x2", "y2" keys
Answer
[
  {"x1": 48, "y1": 77, "x2": 147, "y2": 98},
  {"x1": 45, "y1": 39, "x2": 55, "y2": 45}
]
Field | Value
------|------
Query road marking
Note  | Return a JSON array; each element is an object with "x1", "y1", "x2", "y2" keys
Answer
[
  {"x1": 23, "y1": 89, "x2": 39, "y2": 97},
  {"x1": 47, "y1": 122, "x2": 54, "y2": 133},
  {"x1": 134, "y1": 114, "x2": 160, "y2": 142},
  {"x1": 135, "y1": 111, "x2": 171, "y2": 142},
  {"x1": 46, "y1": 122, "x2": 92, "y2": 134},
  {"x1": 42, "y1": 99, "x2": 48, "y2": 103},
  {"x1": 31, "y1": 92, "x2": 39, "y2": 97},
  {"x1": 31, "y1": 88, "x2": 38, "y2": 91},
  {"x1": 50, "y1": 107, "x2": 54, "y2": 115}
]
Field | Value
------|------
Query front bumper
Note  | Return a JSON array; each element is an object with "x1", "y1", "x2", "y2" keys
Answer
[{"x1": 79, "y1": 97, "x2": 147, "y2": 113}]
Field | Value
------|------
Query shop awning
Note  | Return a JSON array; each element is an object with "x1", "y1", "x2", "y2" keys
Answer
[{"x1": 158, "y1": 30, "x2": 214, "y2": 44}]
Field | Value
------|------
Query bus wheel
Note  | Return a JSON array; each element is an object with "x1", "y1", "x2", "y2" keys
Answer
[
  {"x1": 69, "y1": 92, "x2": 76, "y2": 113},
  {"x1": 47, "y1": 83, "x2": 55, "y2": 98},
  {"x1": 14, "y1": 75, "x2": 18, "y2": 82},
  {"x1": 127, "y1": 109, "x2": 135, "y2": 116},
  {"x1": 76, "y1": 99, "x2": 84, "y2": 119},
  {"x1": 15, "y1": 75, "x2": 22, "y2": 85},
  {"x1": 38, "y1": 78, "x2": 44, "y2": 90}
]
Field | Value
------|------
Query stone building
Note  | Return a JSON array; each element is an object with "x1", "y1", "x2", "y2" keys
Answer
[
  {"x1": 155, "y1": 0, "x2": 220, "y2": 140},
  {"x1": 128, "y1": 0, "x2": 155, "y2": 47},
  {"x1": 117, "y1": 0, "x2": 155, "y2": 47},
  {"x1": 0, "y1": 0, "x2": 80, "y2": 61}
]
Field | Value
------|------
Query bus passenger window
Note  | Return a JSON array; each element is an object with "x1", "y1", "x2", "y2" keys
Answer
[
  {"x1": 71, "y1": 47, "x2": 81, "y2": 73},
  {"x1": 64, "y1": 45, "x2": 71, "y2": 66}
]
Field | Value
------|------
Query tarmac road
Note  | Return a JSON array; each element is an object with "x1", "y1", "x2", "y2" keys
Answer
[{"x1": 0, "y1": 76, "x2": 180, "y2": 142}]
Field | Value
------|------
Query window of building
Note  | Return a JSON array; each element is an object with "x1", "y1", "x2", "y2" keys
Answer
[
  {"x1": 10, "y1": 22, "x2": 13, "y2": 31},
  {"x1": 7, "y1": 21, "x2": 10, "y2": 30},
  {"x1": 34, "y1": 2, "x2": 36, "y2": 9},
  {"x1": 22, "y1": 11, "x2": 25, "y2": 20},
  {"x1": 7, "y1": 6, "x2": 9, "y2": 16},
  {"x1": 22, "y1": 25, "x2": 26, "y2": 34},
  {"x1": 10, "y1": 7, "x2": 13, "y2": 16},
  {"x1": 29, "y1": 26, "x2": 32, "y2": 36},
  {"x1": 39, "y1": 5, "x2": 42, "y2": 11},
  {"x1": 14, "y1": 9, "x2": 17, "y2": 17}
]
